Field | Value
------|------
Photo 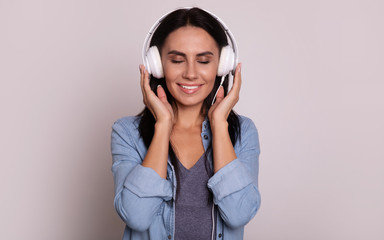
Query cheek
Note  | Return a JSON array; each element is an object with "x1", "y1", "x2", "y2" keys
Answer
[
  {"x1": 202, "y1": 68, "x2": 218, "y2": 85},
  {"x1": 206, "y1": 60, "x2": 219, "y2": 78},
  {"x1": 164, "y1": 79, "x2": 179, "y2": 97},
  {"x1": 165, "y1": 79, "x2": 173, "y2": 91},
  {"x1": 162, "y1": 63, "x2": 181, "y2": 81}
]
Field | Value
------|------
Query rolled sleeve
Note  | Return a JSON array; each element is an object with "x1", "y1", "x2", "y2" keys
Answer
[
  {"x1": 124, "y1": 164, "x2": 173, "y2": 200},
  {"x1": 207, "y1": 158, "x2": 254, "y2": 203}
]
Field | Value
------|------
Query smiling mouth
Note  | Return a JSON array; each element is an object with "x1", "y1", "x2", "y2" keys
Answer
[
  {"x1": 177, "y1": 84, "x2": 203, "y2": 94},
  {"x1": 180, "y1": 85, "x2": 199, "y2": 90}
]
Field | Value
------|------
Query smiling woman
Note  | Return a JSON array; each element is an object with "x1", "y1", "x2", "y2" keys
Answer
[
  {"x1": 162, "y1": 26, "x2": 219, "y2": 107},
  {"x1": 111, "y1": 7, "x2": 261, "y2": 240}
]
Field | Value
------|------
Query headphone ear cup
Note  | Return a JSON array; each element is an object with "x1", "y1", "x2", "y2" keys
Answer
[
  {"x1": 217, "y1": 45, "x2": 235, "y2": 76},
  {"x1": 145, "y1": 46, "x2": 164, "y2": 79}
]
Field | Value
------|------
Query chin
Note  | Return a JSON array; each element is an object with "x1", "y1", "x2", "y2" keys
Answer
[
  {"x1": 177, "y1": 100, "x2": 204, "y2": 107},
  {"x1": 173, "y1": 95, "x2": 206, "y2": 108}
]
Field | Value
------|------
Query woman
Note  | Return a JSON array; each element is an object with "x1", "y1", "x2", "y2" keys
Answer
[{"x1": 111, "y1": 7, "x2": 261, "y2": 240}]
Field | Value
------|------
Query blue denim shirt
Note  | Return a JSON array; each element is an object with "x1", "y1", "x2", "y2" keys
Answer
[{"x1": 111, "y1": 115, "x2": 261, "y2": 240}]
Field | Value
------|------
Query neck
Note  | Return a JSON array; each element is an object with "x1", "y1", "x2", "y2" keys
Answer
[{"x1": 173, "y1": 103, "x2": 206, "y2": 129}]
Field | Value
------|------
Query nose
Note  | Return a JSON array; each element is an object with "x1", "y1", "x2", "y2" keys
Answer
[{"x1": 182, "y1": 61, "x2": 198, "y2": 80}]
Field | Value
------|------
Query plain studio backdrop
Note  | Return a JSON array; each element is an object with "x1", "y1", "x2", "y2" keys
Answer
[{"x1": 1, "y1": 0, "x2": 383, "y2": 239}]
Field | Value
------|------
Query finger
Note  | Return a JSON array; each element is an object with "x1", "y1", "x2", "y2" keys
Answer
[
  {"x1": 227, "y1": 63, "x2": 242, "y2": 106},
  {"x1": 229, "y1": 63, "x2": 242, "y2": 95},
  {"x1": 142, "y1": 67, "x2": 153, "y2": 104},
  {"x1": 157, "y1": 85, "x2": 168, "y2": 104},
  {"x1": 143, "y1": 67, "x2": 151, "y2": 92},
  {"x1": 214, "y1": 86, "x2": 225, "y2": 104},
  {"x1": 140, "y1": 65, "x2": 146, "y2": 100}
]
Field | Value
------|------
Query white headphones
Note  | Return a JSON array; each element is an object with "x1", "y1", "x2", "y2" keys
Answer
[{"x1": 142, "y1": 7, "x2": 239, "y2": 79}]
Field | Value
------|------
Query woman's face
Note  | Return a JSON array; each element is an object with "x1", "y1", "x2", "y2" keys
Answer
[{"x1": 161, "y1": 26, "x2": 219, "y2": 108}]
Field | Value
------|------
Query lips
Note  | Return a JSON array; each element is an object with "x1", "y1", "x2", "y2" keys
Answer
[
  {"x1": 177, "y1": 84, "x2": 203, "y2": 94},
  {"x1": 181, "y1": 85, "x2": 199, "y2": 90}
]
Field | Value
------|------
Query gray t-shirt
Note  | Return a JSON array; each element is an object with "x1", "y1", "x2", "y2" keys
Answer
[{"x1": 175, "y1": 154, "x2": 214, "y2": 240}]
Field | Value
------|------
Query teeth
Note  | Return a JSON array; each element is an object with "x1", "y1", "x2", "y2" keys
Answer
[{"x1": 181, "y1": 85, "x2": 198, "y2": 90}]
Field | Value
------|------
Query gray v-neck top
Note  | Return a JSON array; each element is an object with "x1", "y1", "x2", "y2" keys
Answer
[{"x1": 174, "y1": 154, "x2": 214, "y2": 240}]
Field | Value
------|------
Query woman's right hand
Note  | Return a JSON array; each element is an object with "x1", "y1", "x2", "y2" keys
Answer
[{"x1": 140, "y1": 65, "x2": 174, "y2": 131}]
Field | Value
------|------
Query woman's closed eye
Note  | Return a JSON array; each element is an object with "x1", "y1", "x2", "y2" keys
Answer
[
  {"x1": 169, "y1": 55, "x2": 185, "y2": 64},
  {"x1": 197, "y1": 56, "x2": 212, "y2": 64},
  {"x1": 171, "y1": 59, "x2": 184, "y2": 64}
]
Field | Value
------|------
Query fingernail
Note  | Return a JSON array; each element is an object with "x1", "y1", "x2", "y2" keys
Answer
[
  {"x1": 157, "y1": 85, "x2": 161, "y2": 88},
  {"x1": 238, "y1": 63, "x2": 242, "y2": 73}
]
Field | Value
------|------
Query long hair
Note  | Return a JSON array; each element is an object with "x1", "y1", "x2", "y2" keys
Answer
[{"x1": 138, "y1": 7, "x2": 241, "y2": 195}]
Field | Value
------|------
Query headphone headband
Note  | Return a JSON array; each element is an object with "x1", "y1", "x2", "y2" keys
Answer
[{"x1": 142, "y1": 7, "x2": 239, "y2": 76}]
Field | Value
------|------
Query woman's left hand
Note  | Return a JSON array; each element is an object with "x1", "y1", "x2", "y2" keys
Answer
[{"x1": 208, "y1": 63, "x2": 242, "y2": 126}]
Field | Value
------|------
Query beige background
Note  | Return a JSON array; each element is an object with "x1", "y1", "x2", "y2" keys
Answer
[{"x1": 1, "y1": 0, "x2": 383, "y2": 239}]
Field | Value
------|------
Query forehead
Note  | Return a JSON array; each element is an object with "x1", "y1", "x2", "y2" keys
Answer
[{"x1": 162, "y1": 26, "x2": 219, "y2": 54}]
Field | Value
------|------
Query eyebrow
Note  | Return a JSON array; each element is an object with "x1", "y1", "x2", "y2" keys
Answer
[{"x1": 167, "y1": 50, "x2": 214, "y2": 57}]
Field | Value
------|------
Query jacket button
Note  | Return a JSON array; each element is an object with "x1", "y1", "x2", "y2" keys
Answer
[
  {"x1": 168, "y1": 235, "x2": 172, "y2": 239},
  {"x1": 203, "y1": 135, "x2": 208, "y2": 140},
  {"x1": 218, "y1": 233, "x2": 222, "y2": 238}
]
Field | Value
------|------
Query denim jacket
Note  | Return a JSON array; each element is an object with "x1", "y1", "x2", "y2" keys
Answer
[{"x1": 111, "y1": 115, "x2": 261, "y2": 240}]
